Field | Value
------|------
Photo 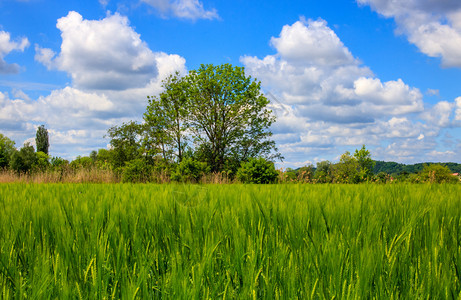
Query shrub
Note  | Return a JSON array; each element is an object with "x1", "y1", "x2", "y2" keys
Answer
[
  {"x1": 375, "y1": 172, "x2": 390, "y2": 183},
  {"x1": 10, "y1": 143, "x2": 36, "y2": 173},
  {"x1": 314, "y1": 161, "x2": 333, "y2": 183},
  {"x1": 171, "y1": 158, "x2": 209, "y2": 183},
  {"x1": 51, "y1": 156, "x2": 69, "y2": 169},
  {"x1": 70, "y1": 156, "x2": 94, "y2": 169},
  {"x1": 121, "y1": 159, "x2": 153, "y2": 183},
  {"x1": 297, "y1": 165, "x2": 314, "y2": 183},
  {"x1": 420, "y1": 164, "x2": 459, "y2": 184},
  {"x1": 33, "y1": 151, "x2": 50, "y2": 172},
  {"x1": 236, "y1": 157, "x2": 278, "y2": 184}
]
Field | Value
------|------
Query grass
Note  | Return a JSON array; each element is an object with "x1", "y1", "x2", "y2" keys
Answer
[{"x1": 0, "y1": 183, "x2": 460, "y2": 298}]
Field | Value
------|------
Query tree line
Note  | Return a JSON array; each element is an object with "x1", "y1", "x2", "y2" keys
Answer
[
  {"x1": 0, "y1": 63, "x2": 459, "y2": 184},
  {"x1": 1, "y1": 64, "x2": 283, "y2": 183}
]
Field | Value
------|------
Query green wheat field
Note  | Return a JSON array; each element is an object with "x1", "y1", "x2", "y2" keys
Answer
[{"x1": 1, "y1": 183, "x2": 461, "y2": 299}]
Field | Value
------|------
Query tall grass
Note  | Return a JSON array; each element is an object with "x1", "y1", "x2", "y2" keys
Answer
[
  {"x1": 0, "y1": 184, "x2": 460, "y2": 298},
  {"x1": 0, "y1": 168, "x2": 120, "y2": 184}
]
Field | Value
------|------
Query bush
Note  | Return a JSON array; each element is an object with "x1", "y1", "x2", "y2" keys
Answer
[
  {"x1": 297, "y1": 165, "x2": 314, "y2": 183},
  {"x1": 121, "y1": 159, "x2": 153, "y2": 183},
  {"x1": 70, "y1": 156, "x2": 94, "y2": 169},
  {"x1": 236, "y1": 157, "x2": 278, "y2": 184},
  {"x1": 51, "y1": 156, "x2": 69, "y2": 169},
  {"x1": 33, "y1": 151, "x2": 50, "y2": 172},
  {"x1": 314, "y1": 161, "x2": 333, "y2": 183},
  {"x1": 420, "y1": 164, "x2": 459, "y2": 184},
  {"x1": 10, "y1": 143, "x2": 36, "y2": 173},
  {"x1": 171, "y1": 158, "x2": 209, "y2": 183}
]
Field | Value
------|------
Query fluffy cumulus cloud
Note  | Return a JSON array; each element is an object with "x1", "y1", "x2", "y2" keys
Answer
[
  {"x1": 0, "y1": 12, "x2": 187, "y2": 158},
  {"x1": 141, "y1": 0, "x2": 219, "y2": 20},
  {"x1": 35, "y1": 11, "x2": 159, "y2": 90},
  {"x1": 454, "y1": 97, "x2": 461, "y2": 121},
  {"x1": 0, "y1": 31, "x2": 29, "y2": 74},
  {"x1": 358, "y1": 0, "x2": 461, "y2": 67},
  {"x1": 241, "y1": 18, "x2": 459, "y2": 165}
]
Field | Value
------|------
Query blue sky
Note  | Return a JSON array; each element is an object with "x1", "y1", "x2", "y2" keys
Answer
[{"x1": 1, "y1": 0, "x2": 461, "y2": 167}]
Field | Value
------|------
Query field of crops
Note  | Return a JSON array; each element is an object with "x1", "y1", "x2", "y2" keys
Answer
[{"x1": 1, "y1": 183, "x2": 461, "y2": 298}]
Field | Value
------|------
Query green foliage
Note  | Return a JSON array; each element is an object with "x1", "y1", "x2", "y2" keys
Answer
[
  {"x1": 236, "y1": 157, "x2": 278, "y2": 184},
  {"x1": 187, "y1": 64, "x2": 281, "y2": 172},
  {"x1": 419, "y1": 164, "x2": 459, "y2": 183},
  {"x1": 144, "y1": 71, "x2": 189, "y2": 162},
  {"x1": 35, "y1": 124, "x2": 49, "y2": 154},
  {"x1": 332, "y1": 146, "x2": 374, "y2": 183},
  {"x1": 121, "y1": 158, "x2": 153, "y2": 183},
  {"x1": 70, "y1": 156, "x2": 94, "y2": 169},
  {"x1": 51, "y1": 156, "x2": 69, "y2": 169},
  {"x1": 333, "y1": 151, "x2": 360, "y2": 183},
  {"x1": 375, "y1": 171, "x2": 391, "y2": 183},
  {"x1": 106, "y1": 121, "x2": 142, "y2": 168},
  {"x1": 354, "y1": 145, "x2": 375, "y2": 180},
  {"x1": 1, "y1": 184, "x2": 461, "y2": 298},
  {"x1": 94, "y1": 148, "x2": 114, "y2": 170},
  {"x1": 33, "y1": 151, "x2": 50, "y2": 171},
  {"x1": 314, "y1": 160, "x2": 333, "y2": 183},
  {"x1": 374, "y1": 161, "x2": 461, "y2": 176},
  {"x1": 9, "y1": 142, "x2": 36, "y2": 173},
  {"x1": 283, "y1": 168, "x2": 297, "y2": 182},
  {"x1": 171, "y1": 157, "x2": 209, "y2": 183},
  {"x1": 296, "y1": 165, "x2": 315, "y2": 182},
  {"x1": 0, "y1": 133, "x2": 15, "y2": 168}
]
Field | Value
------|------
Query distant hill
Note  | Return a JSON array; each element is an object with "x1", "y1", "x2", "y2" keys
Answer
[{"x1": 373, "y1": 161, "x2": 461, "y2": 175}]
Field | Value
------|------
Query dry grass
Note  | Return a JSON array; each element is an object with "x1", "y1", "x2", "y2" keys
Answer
[
  {"x1": 0, "y1": 168, "x2": 236, "y2": 184},
  {"x1": 0, "y1": 168, "x2": 120, "y2": 184}
]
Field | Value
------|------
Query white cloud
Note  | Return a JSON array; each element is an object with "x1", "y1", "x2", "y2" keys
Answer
[
  {"x1": 141, "y1": 0, "x2": 219, "y2": 20},
  {"x1": 352, "y1": 77, "x2": 423, "y2": 115},
  {"x1": 242, "y1": 18, "x2": 458, "y2": 165},
  {"x1": 0, "y1": 31, "x2": 29, "y2": 74},
  {"x1": 421, "y1": 101, "x2": 454, "y2": 127},
  {"x1": 35, "y1": 11, "x2": 158, "y2": 91},
  {"x1": 11, "y1": 89, "x2": 31, "y2": 101},
  {"x1": 0, "y1": 12, "x2": 188, "y2": 158},
  {"x1": 271, "y1": 19, "x2": 355, "y2": 66},
  {"x1": 358, "y1": 0, "x2": 461, "y2": 67},
  {"x1": 454, "y1": 97, "x2": 461, "y2": 121},
  {"x1": 242, "y1": 19, "x2": 423, "y2": 123}
]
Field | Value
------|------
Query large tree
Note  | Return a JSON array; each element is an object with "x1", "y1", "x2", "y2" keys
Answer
[
  {"x1": 144, "y1": 72, "x2": 189, "y2": 162},
  {"x1": 35, "y1": 125, "x2": 49, "y2": 154},
  {"x1": 186, "y1": 64, "x2": 280, "y2": 172}
]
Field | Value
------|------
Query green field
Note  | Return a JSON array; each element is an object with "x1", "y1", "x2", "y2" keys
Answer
[{"x1": 1, "y1": 184, "x2": 461, "y2": 299}]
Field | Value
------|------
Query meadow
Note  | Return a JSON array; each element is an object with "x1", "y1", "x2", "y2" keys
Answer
[{"x1": 1, "y1": 183, "x2": 460, "y2": 299}]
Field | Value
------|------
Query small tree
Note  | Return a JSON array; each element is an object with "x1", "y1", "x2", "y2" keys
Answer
[
  {"x1": 34, "y1": 151, "x2": 50, "y2": 171},
  {"x1": 144, "y1": 72, "x2": 189, "y2": 163},
  {"x1": 314, "y1": 161, "x2": 333, "y2": 183},
  {"x1": 354, "y1": 145, "x2": 375, "y2": 181},
  {"x1": 0, "y1": 133, "x2": 15, "y2": 169},
  {"x1": 106, "y1": 121, "x2": 143, "y2": 168},
  {"x1": 420, "y1": 164, "x2": 459, "y2": 183},
  {"x1": 297, "y1": 165, "x2": 315, "y2": 183},
  {"x1": 10, "y1": 143, "x2": 37, "y2": 173},
  {"x1": 36, "y1": 125, "x2": 50, "y2": 155},
  {"x1": 332, "y1": 152, "x2": 359, "y2": 184}
]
